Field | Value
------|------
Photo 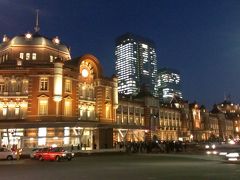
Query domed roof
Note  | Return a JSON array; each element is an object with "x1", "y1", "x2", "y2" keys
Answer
[{"x1": 0, "y1": 33, "x2": 70, "y2": 54}]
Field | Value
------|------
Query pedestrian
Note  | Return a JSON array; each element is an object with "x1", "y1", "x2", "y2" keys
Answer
[
  {"x1": 183, "y1": 142, "x2": 187, "y2": 152},
  {"x1": 16, "y1": 148, "x2": 20, "y2": 160}
]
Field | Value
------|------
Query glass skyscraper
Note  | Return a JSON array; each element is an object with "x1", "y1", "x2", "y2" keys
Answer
[
  {"x1": 115, "y1": 33, "x2": 157, "y2": 96},
  {"x1": 157, "y1": 68, "x2": 182, "y2": 102}
]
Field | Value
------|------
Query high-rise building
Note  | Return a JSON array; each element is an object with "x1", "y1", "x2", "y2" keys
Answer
[
  {"x1": 157, "y1": 68, "x2": 182, "y2": 102},
  {"x1": 115, "y1": 33, "x2": 157, "y2": 96}
]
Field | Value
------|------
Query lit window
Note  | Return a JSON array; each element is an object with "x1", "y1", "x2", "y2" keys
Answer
[
  {"x1": 39, "y1": 77, "x2": 48, "y2": 91},
  {"x1": 50, "y1": 55, "x2": 54, "y2": 62},
  {"x1": 79, "y1": 108, "x2": 83, "y2": 117},
  {"x1": 86, "y1": 109, "x2": 90, "y2": 118},
  {"x1": 38, "y1": 127, "x2": 47, "y2": 136},
  {"x1": 64, "y1": 127, "x2": 70, "y2": 145},
  {"x1": 32, "y1": 53, "x2": 37, "y2": 60},
  {"x1": 39, "y1": 99, "x2": 48, "y2": 115},
  {"x1": 3, "y1": 106, "x2": 7, "y2": 116},
  {"x1": 106, "y1": 105, "x2": 111, "y2": 119},
  {"x1": 19, "y1": 53, "x2": 24, "y2": 59},
  {"x1": 26, "y1": 53, "x2": 30, "y2": 60},
  {"x1": 15, "y1": 106, "x2": 20, "y2": 116},
  {"x1": 65, "y1": 79, "x2": 72, "y2": 93},
  {"x1": 0, "y1": 83, "x2": 4, "y2": 93},
  {"x1": 17, "y1": 60, "x2": 22, "y2": 66},
  {"x1": 38, "y1": 127, "x2": 46, "y2": 146},
  {"x1": 64, "y1": 99, "x2": 72, "y2": 116}
]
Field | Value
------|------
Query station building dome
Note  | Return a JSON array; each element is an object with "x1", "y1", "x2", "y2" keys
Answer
[{"x1": 0, "y1": 32, "x2": 71, "y2": 64}]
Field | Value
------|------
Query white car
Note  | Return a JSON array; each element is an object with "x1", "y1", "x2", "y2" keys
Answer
[
  {"x1": 225, "y1": 150, "x2": 240, "y2": 162},
  {"x1": 0, "y1": 147, "x2": 17, "y2": 160}
]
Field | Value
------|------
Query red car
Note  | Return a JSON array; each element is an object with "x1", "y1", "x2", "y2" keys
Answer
[
  {"x1": 31, "y1": 147, "x2": 49, "y2": 160},
  {"x1": 39, "y1": 147, "x2": 74, "y2": 161}
]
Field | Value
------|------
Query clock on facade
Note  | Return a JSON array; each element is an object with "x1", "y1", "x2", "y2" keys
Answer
[{"x1": 82, "y1": 68, "x2": 89, "y2": 77}]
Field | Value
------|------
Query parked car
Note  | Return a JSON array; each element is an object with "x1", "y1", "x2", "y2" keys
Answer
[
  {"x1": 39, "y1": 147, "x2": 74, "y2": 161},
  {"x1": 0, "y1": 147, "x2": 17, "y2": 160},
  {"x1": 31, "y1": 147, "x2": 49, "y2": 160}
]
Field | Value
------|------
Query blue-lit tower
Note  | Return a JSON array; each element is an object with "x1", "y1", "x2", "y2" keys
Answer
[
  {"x1": 157, "y1": 68, "x2": 182, "y2": 102},
  {"x1": 115, "y1": 33, "x2": 157, "y2": 96}
]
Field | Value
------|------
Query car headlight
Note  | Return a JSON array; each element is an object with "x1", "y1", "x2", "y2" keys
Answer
[
  {"x1": 211, "y1": 144, "x2": 216, "y2": 149},
  {"x1": 219, "y1": 152, "x2": 228, "y2": 156},
  {"x1": 71, "y1": 153, "x2": 74, "y2": 157},
  {"x1": 205, "y1": 145, "x2": 210, "y2": 149},
  {"x1": 212, "y1": 151, "x2": 218, "y2": 155},
  {"x1": 62, "y1": 153, "x2": 66, "y2": 157},
  {"x1": 206, "y1": 151, "x2": 211, "y2": 154}
]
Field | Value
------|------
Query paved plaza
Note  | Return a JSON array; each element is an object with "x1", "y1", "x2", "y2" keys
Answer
[{"x1": 0, "y1": 153, "x2": 240, "y2": 180}]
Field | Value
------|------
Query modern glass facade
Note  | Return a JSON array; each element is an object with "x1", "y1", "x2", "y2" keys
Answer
[
  {"x1": 115, "y1": 33, "x2": 157, "y2": 96},
  {"x1": 157, "y1": 68, "x2": 182, "y2": 102}
]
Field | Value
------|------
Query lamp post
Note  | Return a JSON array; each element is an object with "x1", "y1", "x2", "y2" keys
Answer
[{"x1": 150, "y1": 114, "x2": 158, "y2": 141}]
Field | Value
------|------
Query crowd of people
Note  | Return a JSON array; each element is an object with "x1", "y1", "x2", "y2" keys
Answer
[{"x1": 114, "y1": 140, "x2": 188, "y2": 153}]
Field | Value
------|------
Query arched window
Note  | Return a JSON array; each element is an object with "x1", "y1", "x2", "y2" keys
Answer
[{"x1": 38, "y1": 98, "x2": 48, "y2": 115}]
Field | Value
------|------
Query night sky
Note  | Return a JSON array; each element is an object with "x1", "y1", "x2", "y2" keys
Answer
[{"x1": 1, "y1": 0, "x2": 240, "y2": 109}]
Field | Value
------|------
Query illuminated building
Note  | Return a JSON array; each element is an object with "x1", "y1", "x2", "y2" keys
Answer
[
  {"x1": 115, "y1": 96, "x2": 146, "y2": 142},
  {"x1": 157, "y1": 68, "x2": 182, "y2": 102},
  {"x1": 158, "y1": 103, "x2": 181, "y2": 140},
  {"x1": 215, "y1": 101, "x2": 240, "y2": 140},
  {"x1": 200, "y1": 106, "x2": 220, "y2": 141},
  {"x1": 0, "y1": 14, "x2": 238, "y2": 148},
  {"x1": 0, "y1": 15, "x2": 119, "y2": 149},
  {"x1": 115, "y1": 33, "x2": 157, "y2": 97}
]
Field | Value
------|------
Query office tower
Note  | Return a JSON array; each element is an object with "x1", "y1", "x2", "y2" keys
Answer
[
  {"x1": 115, "y1": 33, "x2": 157, "y2": 96},
  {"x1": 157, "y1": 68, "x2": 182, "y2": 102}
]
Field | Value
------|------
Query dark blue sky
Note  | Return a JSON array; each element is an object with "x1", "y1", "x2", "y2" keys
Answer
[{"x1": 1, "y1": 0, "x2": 240, "y2": 109}]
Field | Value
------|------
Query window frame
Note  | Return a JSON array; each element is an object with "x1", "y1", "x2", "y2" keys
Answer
[
  {"x1": 38, "y1": 98, "x2": 49, "y2": 115},
  {"x1": 32, "y1": 53, "x2": 37, "y2": 60},
  {"x1": 26, "y1": 53, "x2": 30, "y2": 60},
  {"x1": 39, "y1": 77, "x2": 49, "y2": 92},
  {"x1": 65, "y1": 79, "x2": 72, "y2": 93}
]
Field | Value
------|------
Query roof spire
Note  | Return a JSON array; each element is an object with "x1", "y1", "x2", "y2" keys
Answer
[{"x1": 34, "y1": 9, "x2": 40, "y2": 33}]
